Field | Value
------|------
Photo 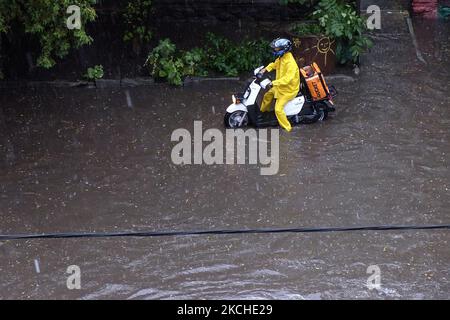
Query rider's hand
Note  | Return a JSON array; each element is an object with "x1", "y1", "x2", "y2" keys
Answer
[{"x1": 260, "y1": 68, "x2": 267, "y2": 74}]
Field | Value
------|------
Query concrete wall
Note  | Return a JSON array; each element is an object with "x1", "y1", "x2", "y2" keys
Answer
[
  {"x1": 152, "y1": 0, "x2": 315, "y2": 21},
  {"x1": 359, "y1": 0, "x2": 411, "y2": 11}
]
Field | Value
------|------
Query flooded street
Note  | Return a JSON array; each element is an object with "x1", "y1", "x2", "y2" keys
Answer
[{"x1": 0, "y1": 16, "x2": 449, "y2": 299}]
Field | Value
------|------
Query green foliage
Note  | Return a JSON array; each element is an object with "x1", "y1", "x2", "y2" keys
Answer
[
  {"x1": 144, "y1": 33, "x2": 273, "y2": 85},
  {"x1": 312, "y1": 0, "x2": 372, "y2": 64},
  {"x1": 144, "y1": 39, "x2": 207, "y2": 86},
  {"x1": 204, "y1": 33, "x2": 272, "y2": 77},
  {"x1": 122, "y1": 0, "x2": 152, "y2": 43},
  {"x1": 0, "y1": 11, "x2": 6, "y2": 33},
  {"x1": 145, "y1": 35, "x2": 272, "y2": 86},
  {"x1": 182, "y1": 47, "x2": 209, "y2": 77},
  {"x1": 84, "y1": 65, "x2": 104, "y2": 80},
  {"x1": 144, "y1": 39, "x2": 182, "y2": 85},
  {"x1": 290, "y1": 22, "x2": 323, "y2": 36},
  {"x1": 0, "y1": 0, "x2": 96, "y2": 69}
]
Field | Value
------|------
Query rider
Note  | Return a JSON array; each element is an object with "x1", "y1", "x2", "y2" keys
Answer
[{"x1": 259, "y1": 38, "x2": 300, "y2": 132}]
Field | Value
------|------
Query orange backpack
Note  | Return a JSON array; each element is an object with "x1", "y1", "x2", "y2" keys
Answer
[{"x1": 300, "y1": 62, "x2": 331, "y2": 101}]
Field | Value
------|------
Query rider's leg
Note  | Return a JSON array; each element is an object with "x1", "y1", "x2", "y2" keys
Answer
[
  {"x1": 274, "y1": 96, "x2": 292, "y2": 132},
  {"x1": 260, "y1": 88, "x2": 275, "y2": 112}
]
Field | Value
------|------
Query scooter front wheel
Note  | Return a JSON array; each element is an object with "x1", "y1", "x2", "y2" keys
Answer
[{"x1": 224, "y1": 111, "x2": 249, "y2": 128}]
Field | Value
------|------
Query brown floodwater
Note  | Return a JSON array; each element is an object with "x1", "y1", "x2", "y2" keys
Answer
[{"x1": 0, "y1": 16, "x2": 449, "y2": 299}]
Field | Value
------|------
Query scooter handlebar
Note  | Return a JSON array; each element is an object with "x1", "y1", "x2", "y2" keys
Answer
[
  {"x1": 255, "y1": 72, "x2": 265, "y2": 79},
  {"x1": 255, "y1": 72, "x2": 271, "y2": 80},
  {"x1": 260, "y1": 78, "x2": 273, "y2": 90}
]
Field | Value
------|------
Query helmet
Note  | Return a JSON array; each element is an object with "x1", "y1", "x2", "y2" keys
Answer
[{"x1": 270, "y1": 38, "x2": 292, "y2": 58}]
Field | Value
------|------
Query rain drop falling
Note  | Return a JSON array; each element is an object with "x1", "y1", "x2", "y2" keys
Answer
[
  {"x1": 125, "y1": 90, "x2": 133, "y2": 108},
  {"x1": 34, "y1": 259, "x2": 41, "y2": 274}
]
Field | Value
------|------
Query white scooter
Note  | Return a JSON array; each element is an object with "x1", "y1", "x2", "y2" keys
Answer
[{"x1": 224, "y1": 66, "x2": 336, "y2": 128}]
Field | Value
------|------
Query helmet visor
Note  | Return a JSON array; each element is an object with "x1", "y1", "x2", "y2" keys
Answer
[{"x1": 272, "y1": 46, "x2": 284, "y2": 57}]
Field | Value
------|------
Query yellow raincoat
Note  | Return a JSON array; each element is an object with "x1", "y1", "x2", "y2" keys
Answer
[{"x1": 260, "y1": 52, "x2": 300, "y2": 132}]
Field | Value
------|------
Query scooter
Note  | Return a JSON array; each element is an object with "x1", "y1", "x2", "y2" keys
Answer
[{"x1": 224, "y1": 63, "x2": 337, "y2": 128}]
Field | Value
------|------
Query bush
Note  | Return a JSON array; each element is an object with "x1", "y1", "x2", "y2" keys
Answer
[
  {"x1": 312, "y1": 0, "x2": 372, "y2": 64},
  {"x1": 182, "y1": 47, "x2": 209, "y2": 78},
  {"x1": 144, "y1": 39, "x2": 181, "y2": 85},
  {"x1": 0, "y1": 0, "x2": 96, "y2": 69},
  {"x1": 204, "y1": 33, "x2": 272, "y2": 77},
  {"x1": 145, "y1": 35, "x2": 272, "y2": 85},
  {"x1": 144, "y1": 39, "x2": 207, "y2": 86},
  {"x1": 84, "y1": 65, "x2": 104, "y2": 80},
  {"x1": 287, "y1": 0, "x2": 372, "y2": 64},
  {"x1": 289, "y1": 22, "x2": 324, "y2": 36}
]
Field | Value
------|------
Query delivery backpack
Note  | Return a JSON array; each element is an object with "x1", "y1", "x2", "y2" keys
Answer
[{"x1": 300, "y1": 62, "x2": 337, "y2": 102}]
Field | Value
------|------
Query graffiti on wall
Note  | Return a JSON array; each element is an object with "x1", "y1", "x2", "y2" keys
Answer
[{"x1": 292, "y1": 36, "x2": 336, "y2": 72}]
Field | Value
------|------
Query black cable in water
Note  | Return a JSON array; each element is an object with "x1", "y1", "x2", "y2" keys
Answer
[{"x1": 0, "y1": 224, "x2": 449, "y2": 241}]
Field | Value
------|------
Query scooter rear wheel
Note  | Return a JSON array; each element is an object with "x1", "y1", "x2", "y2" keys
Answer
[
  {"x1": 316, "y1": 102, "x2": 329, "y2": 121},
  {"x1": 224, "y1": 111, "x2": 249, "y2": 128},
  {"x1": 318, "y1": 109, "x2": 328, "y2": 121}
]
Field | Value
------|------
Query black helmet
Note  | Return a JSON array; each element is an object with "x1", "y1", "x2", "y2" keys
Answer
[{"x1": 270, "y1": 38, "x2": 292, "y2": 58}]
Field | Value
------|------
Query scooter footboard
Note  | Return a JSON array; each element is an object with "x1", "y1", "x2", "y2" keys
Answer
[{"x1": 246, "y1": 104, "x2": 259, "y2": 127}]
